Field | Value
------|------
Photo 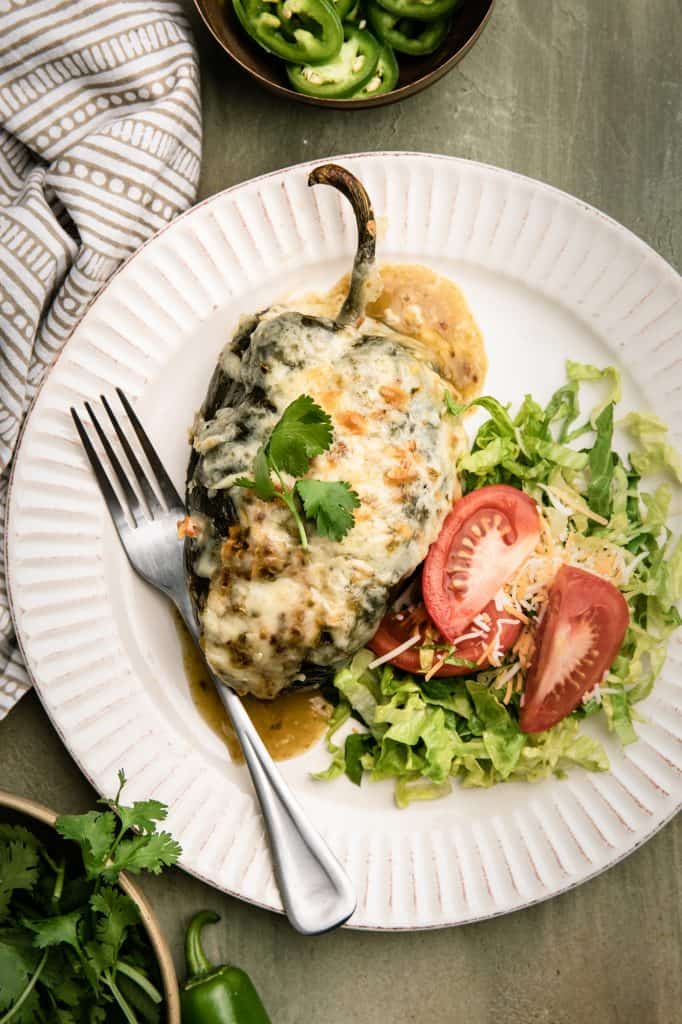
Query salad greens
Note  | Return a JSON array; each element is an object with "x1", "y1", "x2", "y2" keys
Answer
[
  {"x1": 0, "y1": 772, "x2": 181, "y2": 1023},
  {"x1": 317, "y1": 361, "x2": 681, "y2": 805}
]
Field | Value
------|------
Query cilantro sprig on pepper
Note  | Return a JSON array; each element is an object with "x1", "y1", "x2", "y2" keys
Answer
[
  {"x1": 0, "y1": 772, "x2": 181, "y2": 1023},
  {"x1": 236, "y1": 394, "x2": 360, "y2": 548}
]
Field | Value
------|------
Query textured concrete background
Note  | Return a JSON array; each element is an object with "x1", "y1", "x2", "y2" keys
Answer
[{"x1": 2, "y1": 1, "x2": 680, "y2": 1021}]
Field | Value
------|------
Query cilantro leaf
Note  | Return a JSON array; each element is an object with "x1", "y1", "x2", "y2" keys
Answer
[
  {"x1": 55, "y1": 810, "x2": 116, "y2": 879},
  {"x1": 103, "y1": 832, "x2": 182, "y2": 880},
  {"x1": 235, "y1": 444, "x2": 276, "y2": 500},
  {"x1": 23, "y1": 909, "x2": 83, "y2": 952},
  {"x1": 92, "y1": 886, "x2": 139, "y2": 926},
  {"x1": 0, "y1": 835, "x2": 40, "y2": 920},
  {"x1": 0, "y1": 824, "x2": 42, "y2": 851},
  {"x1": 0, "y1": 940, "x2": 40, "y2": 1011},
  {"x1": 267, "y1": 394, "x2": 333, "y2": 476},
  {"x1": 90, "y1": 887, "x2": 139, "y2": 967},
  {"x1": 234, "y1": 395, "x2": 359, "y2": 546},
  {"x1": 47, "y1": 970, "x2": 85, "y2": 1010},
  {"x1": 112, "y1": 799, "x2": 168, "y2": 837},
  {"x1": 254, "y1": 445, "x2": 277, "y2": 499},
  {"x1": 295, "y1": 479, "x2": 360, "y2": 542},
  {"x1": 84, "y1": 938, "x2": 114, "y2": 979}
]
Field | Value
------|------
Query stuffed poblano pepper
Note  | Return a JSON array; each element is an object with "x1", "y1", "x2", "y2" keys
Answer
[{"x1": 185, "y1": 164, "x2": 466, "y2": 700}]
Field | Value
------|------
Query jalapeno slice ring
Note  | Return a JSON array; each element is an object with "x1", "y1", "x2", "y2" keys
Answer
[
  {"x1": 349, "y1": 42, "x2": 399, "y2": 97},
  {"x1": 287, "y1": 26, "x2": 380, "y2": 97},
  {"x1": 372, "y1": 0, "x2": 460, "y2": 22},
  {"x1": 367, "y1": 2, "x2": 450, "y2": 54},
  {"x1": 344, "y1": 0, "x2": 362, "y2": 20},
  {"x1": 333, "y1": 0, "x2": 356, "y2": 19},
  {"x1": 233, "y1": 0, "x2": 344, "y2": 64}
]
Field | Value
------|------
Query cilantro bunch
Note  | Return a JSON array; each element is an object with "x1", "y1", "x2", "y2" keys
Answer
[
  {"x1": 0, "y1": 772, "x2": 181, "y2": 1023},
  {"x1": 236, "y1": 394, "x2": 360, "y2": 548}
]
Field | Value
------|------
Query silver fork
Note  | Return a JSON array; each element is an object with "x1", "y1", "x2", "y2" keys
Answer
[{"x1": 71, "y1": 389, "x2": 356, "y2": 934}]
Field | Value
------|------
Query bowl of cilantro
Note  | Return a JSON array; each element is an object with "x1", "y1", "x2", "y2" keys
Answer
[{"x1": 0, "y1": 773, "x2": 182, "y2": 1023}]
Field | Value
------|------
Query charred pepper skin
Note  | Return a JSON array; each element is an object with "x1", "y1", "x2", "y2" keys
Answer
[{"x1": 181, "y1": 911, "x2": 272, "y2": 1024}]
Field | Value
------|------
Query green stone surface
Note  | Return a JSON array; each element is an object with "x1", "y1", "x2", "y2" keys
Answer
[{"x1": 2, "y1": 1, "x2": 680, "y2": 1021}]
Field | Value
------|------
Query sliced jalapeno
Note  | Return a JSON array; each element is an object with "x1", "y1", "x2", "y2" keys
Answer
[
  {"x1": 374, "y1": 0, "x2": 460, "y2": 22},
  {"x1": 287, "y1": 26, "x2": 379, "y2": 97},
  {"x1": 333, "y1": 0, "x2": 356, "y2": 19},
  {"x1": 349, "y1": 42, "x2": 398, "y2": 97},
  {"x1": 343, "y1": 0, "x2": 362, "y2": 21},
  {"x1": 233, "y1": 0, "x2": 344, "y2": 64},
  {"x1": 367, "y1": 2, "x2": 450, "y2": 54}
]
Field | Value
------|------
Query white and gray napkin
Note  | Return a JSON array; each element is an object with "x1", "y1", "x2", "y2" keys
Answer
[{"x1": 0, "y1": 0, "x2": 202, "y2": 718}]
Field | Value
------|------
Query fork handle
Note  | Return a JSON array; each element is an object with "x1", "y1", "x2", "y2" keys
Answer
[
  {"x1": 216, "y1": 684, "x2": 356, "y2": 934},
  {"x1": 174, "y1": 592, "x2": 356, "y2": 933}
]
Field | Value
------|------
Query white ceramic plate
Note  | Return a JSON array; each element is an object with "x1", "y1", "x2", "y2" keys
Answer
[{"x1": 7, "y1": 154, "x2": 682, "y2": 929}]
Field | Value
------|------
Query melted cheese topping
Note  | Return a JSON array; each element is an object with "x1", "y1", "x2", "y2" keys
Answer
[{"x1": 190, "y1": 308, "x2": 468, "y2": 698}]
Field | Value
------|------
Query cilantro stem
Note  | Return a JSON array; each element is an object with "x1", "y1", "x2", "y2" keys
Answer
[
  {"x1": 114, "y1": 770, "x2": 127, "y2": 805},
  {"x1": 100, "y1": 798, "x2": 129, "y2": 887},
  {"x1": 103, "y1": 969, "x2": 138, "y2": 1024},
  {"x1": 116, "y1": 960, "x2": 163, "y2": 1004},
  {"x1": 41, "y1": 849, "x2": 59, "y2": 873},
  {"x1": 274, "y1": 469, "x2": 309, "y2": 549},
  {"x1": 283, "y1": 491, "x2": 309, "y2": 549},
  {"x1": 52, "y1": 858, "x2": 65, "y2": 903},
  {"x1": 0, "y1": 949, "x2": 48, "y2": 1024}
]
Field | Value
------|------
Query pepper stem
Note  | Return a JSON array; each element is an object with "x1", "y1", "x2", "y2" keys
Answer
[
  {"x1": 308, "y1": 164, "x2": 376, "y2": 328},
  {"x1": 185, "y1": 910, "x2": 220, "y2": 977}
]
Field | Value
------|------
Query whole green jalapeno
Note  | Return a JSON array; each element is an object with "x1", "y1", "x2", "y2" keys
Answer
[{"x1": 180, "y1": 911, "x2": 272, "y2": 1024}]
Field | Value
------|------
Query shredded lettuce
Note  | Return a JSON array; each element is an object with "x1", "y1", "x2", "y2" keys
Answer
[
  {"x1": 317, "y1": 361, "x2": 680, "y2": 806},
  {"x1": 621, "y1": 411, "x2": 682, "y2": 483},
  {"x1": 315, "y1": 657, "x2": 610, "y2": 805}
]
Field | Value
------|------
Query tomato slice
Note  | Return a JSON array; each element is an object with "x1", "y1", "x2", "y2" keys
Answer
[
  {"x1": 423, "y1": 485, "x2": 541, "y2": 642},
  {"x1": 369, "y1": 598, "x2": 522, "y2": 677},
  {"x1": 520, "y1": 565, "x2": 629, "y2": 733}
]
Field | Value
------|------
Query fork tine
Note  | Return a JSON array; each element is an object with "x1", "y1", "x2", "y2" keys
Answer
[
  {"x1": 116, "y1": 388, "x2": 183, "y2": 510},
  {"x1": 71, "y1": 408, "x2": 128, "y2": 534},
  {"x1": 101, "y1": 394, "x2": 163, "y2": 516},
  {"x1": 85, "y1": 401, "x2": 143, "y2": 524}
]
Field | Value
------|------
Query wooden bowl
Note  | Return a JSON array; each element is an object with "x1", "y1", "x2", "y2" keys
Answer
[
  {"x1": 0, "y1": 790, "x2": 181, "y2": 1024},
  {"x1": 192, "y1": 0, "x2": 495, "y2": 108}
]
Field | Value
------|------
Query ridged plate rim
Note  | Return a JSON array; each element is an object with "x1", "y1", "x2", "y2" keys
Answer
[{"x1": 6, "y1": 152, "x2": 682, "y2": 930}]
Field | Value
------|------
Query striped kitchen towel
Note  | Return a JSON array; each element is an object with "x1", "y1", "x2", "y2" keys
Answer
[{"x1": 0, "y1": 0, "x2": 202, "y2": 718}]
